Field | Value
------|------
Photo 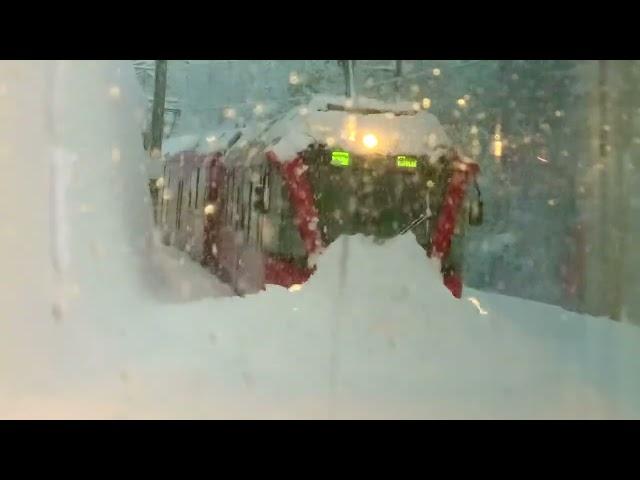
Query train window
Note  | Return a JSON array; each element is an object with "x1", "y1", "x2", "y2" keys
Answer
[
  {"x1": 174, "y1": 179, "x2": 178, "y2": 229},
  {"x1": 163, "y1": 175, "x2": 171, "y2": 226},
  {"x1": 160, "y1": 164, "x2": 167, "y2": 225},
  {"x1": 252, "y1": 167, "x2": 270, "y2": 216},
  {"x1": 229, "y1": 173, "x2": 234, "y2": 224},
  {"x1": 222, "y1": 171, "x2": 229, "y2": 222},
  {"x1": 247, "y1": 181, "x2": 254, "y2": 243},
  {"x1": 203, "y1": 173, "x2": 211, "y2": 212},
  {"x1": 223, "y1": 170, "x2": 231, "y2": 224},
  {"x1": 228, "y1": 171, "x2": 234, "y2": 226},
  {"x1": 176, "y1": 179, "x2": 184, "y2": 230},
  {"x1": 194, "y1": 168, "x2": 200, "y2": 209},
  {"x1": 262, "y1": 166, "x2": 271, "y2": 211},
  {"x1": 235, "y1": 171, "x2": 243, "y2": 230},
  {"x1": 262, "y1": 167, "x2": 270, "y2": 245},
  {"x1": 253, "y1": 167, "x2": 267, "y2": 248},
  {"x1": 189, "y1": 169, "x2": 196, "y2": 209},
  {"x1": 261, "y1": 168, "x2": 281, "y2": 252}
]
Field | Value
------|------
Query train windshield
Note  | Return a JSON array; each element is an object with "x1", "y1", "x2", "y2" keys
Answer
[{"x1": 304, "y1": 147, "x2": 451, "y2": 246}]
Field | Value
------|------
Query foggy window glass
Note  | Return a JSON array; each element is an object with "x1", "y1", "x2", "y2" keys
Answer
[{"x1": 1, "y1": 59, "x2": 640, "y2": 419}]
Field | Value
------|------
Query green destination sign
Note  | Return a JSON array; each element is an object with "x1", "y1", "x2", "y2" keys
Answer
[
  {"x1": 396, "y1": 155, "x2": 417, "y2": 168},
  {"x1": 331, "y1": 151, "x2": 350, "y2": 167}
]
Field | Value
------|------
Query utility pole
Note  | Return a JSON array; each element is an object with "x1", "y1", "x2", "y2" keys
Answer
[
  {"x1": 147, "y1": 60, "x2": 168, "y2": 226},
  {"x1": 150, "y1": 60, "x2": 168, "y2": 158},
  {"x1": 394, "y1": 60, "x2": 403, "y2": 95},
  {"x1": 341, "y1": 60, "x2": 356, "y2": 99}
]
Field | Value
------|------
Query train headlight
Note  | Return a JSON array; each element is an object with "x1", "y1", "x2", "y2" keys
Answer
[{"x1": 362, "y1": 133, "x2": 378, "y2": 149}]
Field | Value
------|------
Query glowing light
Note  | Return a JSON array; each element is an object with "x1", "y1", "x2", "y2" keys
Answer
[
  {"x1": 537, "y1": 156, "x2": 549, "y2": 163},
  {"x1": 396, "y1": 155, "x2": 417, "y2": 168},
  {"x1": 289, "y1": 71, "x2": 300, "y2": 85},
  {"x1": 331, "y1": 151, "x2": 350, "y2": 167},
  {"x1": 457, "y1": 98, "x2": 467, "y2": 107},
  {"x1": 493, "y1": 125, "x2": 503, "y2": 158},
  {"x1": 432, "y1": 68, "x2": 441, "y2": 76},
  {"x1": 206, "y1": 135, "x2": 216, "y2": 143},
  {"x1": 253, "y1": 104, "x2": 264, "y2": 115},
  {"x1": 288, "y1": 284, "x2": 303, "y2": 292},
  {"x1": 421, "y1": 97, "x2": 431, "y2": 109},
  {"x1": 493, "y1": 140, "x2": 503, "y2": 158},
  {"x1": 111, "y1": 147, "x2": 121, "y2": 163},
  {"x1": 363, "y1": 133, "x2": 378, "y2": 149},
  {"x1": 204, "y1": 204, "x2": 215, "y2": 215},
  {"x1": 468, "y1": 297, "x2": 488, "y2": 315}
]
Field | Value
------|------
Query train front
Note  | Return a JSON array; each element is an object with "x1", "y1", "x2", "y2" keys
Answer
[{"x1": 283, "y1": 97, "x2": 482, "y2": 297}]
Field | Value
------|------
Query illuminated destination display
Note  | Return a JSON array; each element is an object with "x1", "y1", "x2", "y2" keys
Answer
[
  {"x1": 396, "y1": 155, "x2": 417, "y2": 168},
  {"x1": 331, "y1": 151, "x2": 350, "y2": 166}
]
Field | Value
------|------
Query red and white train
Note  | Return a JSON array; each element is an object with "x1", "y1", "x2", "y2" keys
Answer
[{"x1": 151, "y1": 96, "x2": 482, "y2": 297}]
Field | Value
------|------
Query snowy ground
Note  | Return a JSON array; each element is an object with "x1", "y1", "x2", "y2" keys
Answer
[
  {"x1": 4, "y1": 232, "x2": 640, "y2": 419},
  {"x1": 1, "y1": 60, "x2": 640, "y2": 419}
]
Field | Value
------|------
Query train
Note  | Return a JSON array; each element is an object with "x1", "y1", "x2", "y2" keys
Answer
[{"x1": 150, "y1": 95, "x2": 483, "y2": 297}]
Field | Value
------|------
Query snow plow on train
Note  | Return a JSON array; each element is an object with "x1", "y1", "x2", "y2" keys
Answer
[{"x1": 149, "y1": 95, "x2": 483, "y2": 297}]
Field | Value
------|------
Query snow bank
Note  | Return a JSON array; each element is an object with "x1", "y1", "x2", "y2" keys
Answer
[{"x1": 2, "y1": 61, "x2": 640, "y2": 419}]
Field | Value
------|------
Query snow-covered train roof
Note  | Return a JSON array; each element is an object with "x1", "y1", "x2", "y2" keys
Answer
[
  {"x1": 163, "y1": 123, "x2": 245, "y2": 158},
  {"x1": 237, "y1": 94, "x2": 452, "y2": 161},
  {"x1": 163, "y1": 95, "x2": 453, "y2": 166}
]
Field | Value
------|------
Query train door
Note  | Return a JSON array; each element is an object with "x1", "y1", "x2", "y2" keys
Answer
[{"x1": 234, "y1": 165, "x2": 266, "y2": 294}]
